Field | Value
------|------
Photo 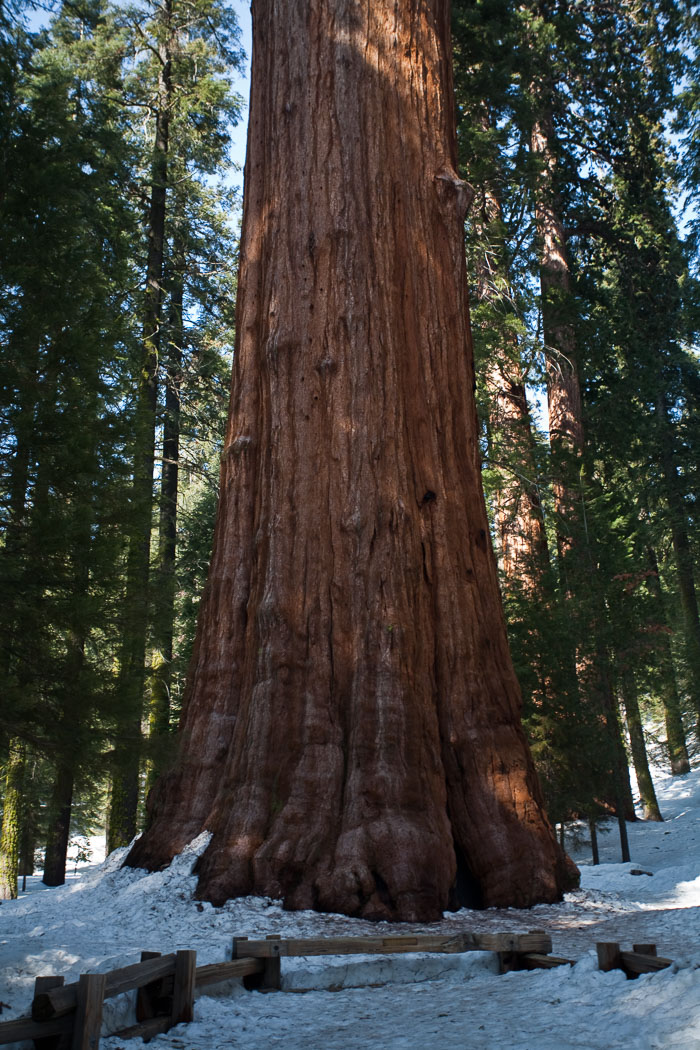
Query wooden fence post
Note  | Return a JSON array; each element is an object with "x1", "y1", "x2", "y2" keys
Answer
[
  {"x1": 33, "y1": 977, "x2": 66, "y2": 1050},
  {"x1": 262, "y1": 936, "x2": 282, "y2": 991},
  {"x1": 231, "y1": 936, "x2": 248, "y2": 960},
  {"x1": 596, "y1": 943, "x2": 622, "y2": 973},
  {"x1": 71, "y1": 974, "x2": 106, "y2": 1050},
  {"x1": 136, "y1": 951, "x2": 164, "y2": 1022},
  {"x1": 171, "y1": 951, "x2": 196, "y2": 1025}
]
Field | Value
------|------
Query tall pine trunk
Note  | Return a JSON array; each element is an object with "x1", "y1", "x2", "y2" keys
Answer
[
  {"x1": 647, "y1": 547, "x2": 690, "y2": 774},
  {"x1": 467, "y1": 126, "x2": 551, "y2": 596},
  {"x1": 0, "y1": 741, "x2": 24, "y2": 899},
  {"x1": 42, "y1": 765, "x2": 74, "y2": 886},
  {"x1": 619, "y1": 670, "x2": 662, "y2": 821},
  {"x1": 469, "y1": 162, "x2": 582, "y2": 821},
  {"x1": 655, "y1": 392, "x2": 700, "y2": 734},
  {"x1": 107, "y1": 16, "x2": 172, "y2": 851},
  {"x1": 128, "y1": 0, "x2": 574, "y2": 920},
  {"x1": 532, "y1": 110, "x2": 635, "y2": 848},
  {"x1": 146, "y1": 242, "x2": 184, "y2": 795}
]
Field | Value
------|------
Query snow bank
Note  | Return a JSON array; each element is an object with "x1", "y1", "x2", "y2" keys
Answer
[{"x1": 2, "y1": 769, "x2": 700, "y2": 1048}]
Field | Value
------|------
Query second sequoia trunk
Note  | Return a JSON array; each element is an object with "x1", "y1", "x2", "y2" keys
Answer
[{"x1": 127, "y1": 0, "x2": 573, "y2": 920}]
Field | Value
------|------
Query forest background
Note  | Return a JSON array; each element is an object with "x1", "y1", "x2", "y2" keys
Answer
[{"x1": 1, "y1": 0, "x2": 699, "y2": 900}]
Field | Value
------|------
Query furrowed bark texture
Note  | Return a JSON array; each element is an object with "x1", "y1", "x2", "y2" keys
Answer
[{"x1": 128, "y1": 0, "x2": 572, "y2": 920}]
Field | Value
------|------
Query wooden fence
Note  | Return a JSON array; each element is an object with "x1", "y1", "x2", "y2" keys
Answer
[{"x1": 0, "y1": 932, "x2": 672, "y2": 1049}]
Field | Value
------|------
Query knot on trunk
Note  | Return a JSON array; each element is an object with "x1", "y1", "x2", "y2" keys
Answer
[
  {"x1": 434, "y1": 168, "x2": 474, "y2": 219},
  {"x1": 226, "y1": 435, "x2": 254, "y2": 456}
]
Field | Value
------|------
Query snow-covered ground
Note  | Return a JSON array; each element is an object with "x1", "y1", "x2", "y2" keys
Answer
[{"x1": 2, "y1": 767, "x2": 700, "y2": 1048}]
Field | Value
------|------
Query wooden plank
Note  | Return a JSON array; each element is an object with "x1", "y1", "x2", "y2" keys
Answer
[
  {"x1": 195, "y1": 958, "x2": 265, "y2": 987},
  {"x1": 632, "y1": 943, "x2": 657, "y2": 956},
  {"x1": 620, "y1": 951, "x2": 672, "y2": 977},
  {"x1": 33, "y1": 956, "x2": 177, "y2": 1022},
  {"x1": 522, "y1": 953, "x2": 575, "y2": 970},
  {"x1": 170, "y1": 950, "x2": 196, "y2": 1025},
  {"x1": 34, "y1": 978, "x2": 65, "y2": 996},
  {"x1": 0, "y1": 1015, "x2": 73, "y2": 1046},
  {"x1": 105, "y1": 955, "x2": 176, "y2": 1001},
  {"x1": 71, "y1": 974, "x2": 105, "y2": 1050},
  {"x1": 112, "y1": 1016, "x2": 173, "y2": 1043},
  {"x1": 235, "y1": 931, "x2": 552, "y2": 958}
]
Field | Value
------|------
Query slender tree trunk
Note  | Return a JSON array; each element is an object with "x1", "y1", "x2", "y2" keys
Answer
[
  {"x1": 146, "y1": 246, "x2": 184, "y2": 796},
  {"x1": 42, "y1": 764, "x2": 75, "y2": 886},
  {"x1": 597, "y1": 659, "x2": 632, "y2": 861},
  {"x1": 646, "y1": 547, "x2": 690, "y2": 774},
  {"x1": 619, "y1": 670, "x2": 662, "y2": 821},
  {"x1": 127, "y1": 0, "x2": 575, "y2": 920},
  {"x1": 655, "y1": 392, "x2": 700, "y2": 732},
  {"x1": 588, "y1": 818, "x2": 599, "y2": 866},
  {"x1": 19, "y1": 824, "x2": 35, "y2": 880},
  {"x1": 0, "y1": 741, "x2": 25, "y2": 899},
  {"x1": 107, "y1": 19, "x2": 172, "y2": 851}
]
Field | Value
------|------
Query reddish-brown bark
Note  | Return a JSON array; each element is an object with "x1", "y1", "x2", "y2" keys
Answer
[
  {"x1": 484, "y1": 341, "x2": 550, "y2": 593},
  {"x1": 127, "y1": 0, "x2": 573, "y2": 921}
]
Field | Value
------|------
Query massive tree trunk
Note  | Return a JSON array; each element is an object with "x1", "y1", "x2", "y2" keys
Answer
[{"x1": 128, "y1": 0, "x2": 573, "y2": 921}]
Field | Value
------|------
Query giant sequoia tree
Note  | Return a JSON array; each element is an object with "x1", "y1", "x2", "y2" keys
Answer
[{"x1": 127, "y1": 0, "x2": 573, "y2": 921}]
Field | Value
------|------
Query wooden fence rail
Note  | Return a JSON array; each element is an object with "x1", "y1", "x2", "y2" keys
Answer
[
  {"x1": 596, "y1": 942, "x2": 673, "y2": 979},
  {"x1": 231, "y1": 930, "x2": 553, "y2": 959},
  {"x1": 0, "y1": 933, "x2": 673, "y2": 1048}
]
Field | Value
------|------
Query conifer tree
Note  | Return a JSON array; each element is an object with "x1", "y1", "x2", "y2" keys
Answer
[
  {"x1": 106, "y1": 0, "x2": 242, "y2": 848},
  {"x1": 0, "y1": 0, "x2": 139, "y2": 881}
]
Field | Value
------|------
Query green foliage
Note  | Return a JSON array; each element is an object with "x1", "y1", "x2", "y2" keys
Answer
[
  {"x1": 452, "y1": 0, "x2": 700, "y2": 830},
  {"x1": 0, "y1": 0, "x2": 243, "y2": 872}
]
